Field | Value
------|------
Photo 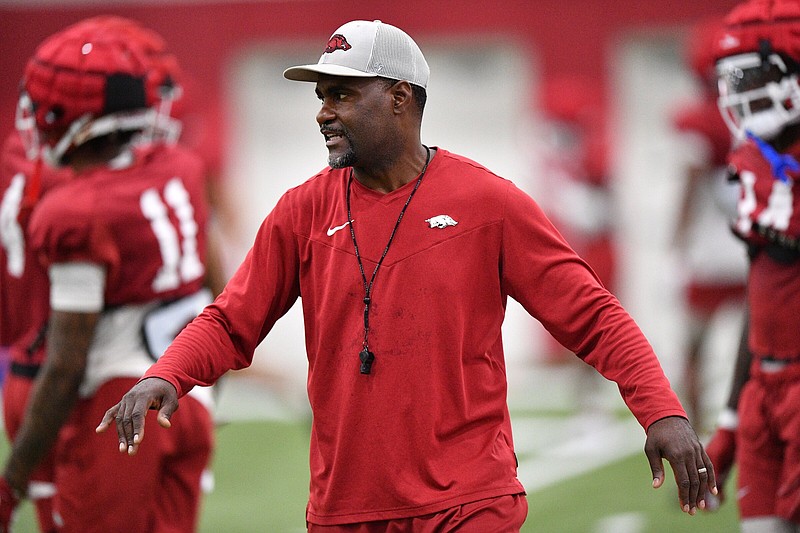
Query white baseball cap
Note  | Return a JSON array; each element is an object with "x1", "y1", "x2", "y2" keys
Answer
[{"x1": 283, "y1": 20, "x2": 429, "y2": 89}]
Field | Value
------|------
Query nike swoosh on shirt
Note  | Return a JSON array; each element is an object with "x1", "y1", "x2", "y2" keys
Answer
[{"x1": 327, "y1": 220, "x2": 353, "y2": 237}]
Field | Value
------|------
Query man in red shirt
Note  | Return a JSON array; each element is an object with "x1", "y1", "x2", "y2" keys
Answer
[{"x1": 99, "y1": 19, "x2": 714, "y2": 531}]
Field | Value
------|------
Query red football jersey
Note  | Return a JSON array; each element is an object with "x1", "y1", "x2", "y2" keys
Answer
[
  {"x1": 29, "y1": 143, "x2": 209, "y2": 306},
  {"x1": 0, "y1": 131, "x2": 70, "y2": 365},
  {"x1": 728, "y1": 137, "x2": 800, "y2": 358},
  {"x1": 728, "y1": 138, "x2": 800, "y2": 246},
  {"x1": 28, "y1": 142, "x2": 210, "y2": 397}
]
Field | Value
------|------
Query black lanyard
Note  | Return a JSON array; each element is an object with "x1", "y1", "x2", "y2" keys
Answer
[{"x1": 345, "y1": 146, "x2": 431, "y2": 374}]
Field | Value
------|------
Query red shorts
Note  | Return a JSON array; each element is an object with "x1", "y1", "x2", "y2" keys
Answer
[
  {"x1": 307, "y1": 493, "x2": 528, "y2": 532},
  {"x1": 737, "y1": 363, "x2": 800, "y2": 522},
  {"x1": 3, "y1": 371, "x2": 58, "y2": 533},
  {"x1": 52, "y1": 378, "x2": 214, "y2": 533}
]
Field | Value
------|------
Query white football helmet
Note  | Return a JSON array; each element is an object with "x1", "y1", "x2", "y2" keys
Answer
[
  {"x1": 716, "y1": 51, "x2": 800, "y2": 141},
  {"x1": 712, "y1": 0, "x2": 800, "y2": 141}
]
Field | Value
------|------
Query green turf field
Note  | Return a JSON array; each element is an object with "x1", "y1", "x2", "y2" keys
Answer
[{"x1": 2, "y1": 418, "x2": 738, "y2": 532}]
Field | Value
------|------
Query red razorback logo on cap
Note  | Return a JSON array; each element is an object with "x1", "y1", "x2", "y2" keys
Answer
[{"x1": 324, "y1": 34, "x2": 351, "y2": 53}]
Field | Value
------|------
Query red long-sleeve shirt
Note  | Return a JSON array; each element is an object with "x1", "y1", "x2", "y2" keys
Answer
[{"x1": 147, "y1": 148, "x2": 685, "y2": 525}]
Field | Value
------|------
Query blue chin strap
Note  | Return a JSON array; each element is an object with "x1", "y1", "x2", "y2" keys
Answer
[{"x1": 746, "y1": 130, "x2": 800, "y2": 184}]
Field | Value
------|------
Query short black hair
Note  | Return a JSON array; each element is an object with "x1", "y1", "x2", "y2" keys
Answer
[{"x1": 410, "y1": 84, "x2": 427, "y2": 117}]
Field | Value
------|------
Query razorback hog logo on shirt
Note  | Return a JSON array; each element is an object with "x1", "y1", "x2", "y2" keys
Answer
[
  {"x1": 425, "y1": 215, "x2": 458, "y2": 229},
  {"x1": 324, "y1": 34, "x2": 352, "y2": 53}
]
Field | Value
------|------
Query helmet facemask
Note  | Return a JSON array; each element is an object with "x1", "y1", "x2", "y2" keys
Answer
[
  {"x1": 47, "y1": 110, "x2": 164, "y2": 167},
  {"x1": 15, "y1": 91, "x2": 40, "y2": 161},
  {"x1": 149, "y1": 76, "x2": 183, "y2": 145},
  {"x1": 716, "y1": 51, "x2": 800, "y2": 141},
  {"x1": 21, "y1": 88, "x2": 182, "y2": 169}
]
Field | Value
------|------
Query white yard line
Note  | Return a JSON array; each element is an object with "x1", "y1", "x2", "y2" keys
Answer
[
  {"x1": 592, "y1": 512, "x2": 646, "y2": 533},
  {"x1": 513, "y1": 414, "x2": 644, "y2": 492}
]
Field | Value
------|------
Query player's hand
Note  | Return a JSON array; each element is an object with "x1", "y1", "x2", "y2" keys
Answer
[
  {"x1": 702, "y1": 426, "x2": 736, "y2": 510},
  {"x1": 644, "y1": 416, "x2": 717, "y2": 515},
  {"x1": 96, "y1": 377, "x2": 179, "y2": 455},
  {"x1": 0, "y1": 477, "x2": 20, "y2": 533}
]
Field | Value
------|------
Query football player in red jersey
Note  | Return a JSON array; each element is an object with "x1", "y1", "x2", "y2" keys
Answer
[
  {"x1": 669, "y1": 17, "x2": 747, "y2": 433},
  {"x1": 0, "y1": 130, "x2": 70, "y2": 533},
  {"x1": 704, "y1": 0, "x2": 800, "y2": 530},
  {"x1": 99, "y1": 20, "x2": 714, "y2": 531},
  {"x1": 0, "y1": 16, "x2": 215, "y2": 533}
]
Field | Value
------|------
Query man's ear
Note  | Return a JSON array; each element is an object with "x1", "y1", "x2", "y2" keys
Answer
[{"x1": 391, "y1": 80, "x2": 413, "y2": 114}]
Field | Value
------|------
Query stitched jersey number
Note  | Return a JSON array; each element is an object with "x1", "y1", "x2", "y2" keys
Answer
[
  {"x1": 0, "y1": 173, "x2": 26, "y2": 277},
  {"x1": 140, "y1": 177, "x2": 204, "y2": 293},
  {"x1": 736, "y1": 169, "x2": 795, "y2": 235}
]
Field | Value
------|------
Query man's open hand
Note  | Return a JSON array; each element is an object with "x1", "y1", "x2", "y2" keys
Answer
[
  {"x1": 645, "y1": 416, "x2": 717, "y2": 515},
  {"x1": 96, "y1": 377, "x2": 179, "y2": 455}
]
